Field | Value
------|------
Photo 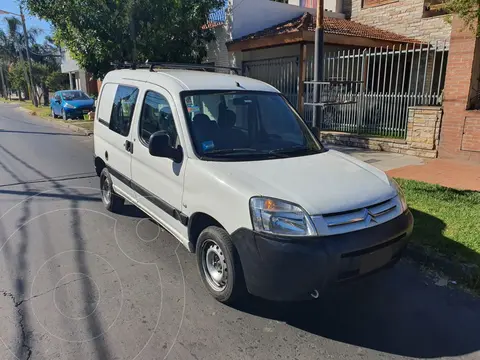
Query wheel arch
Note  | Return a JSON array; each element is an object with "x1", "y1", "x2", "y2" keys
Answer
[
  {"x1": 188, "y1": 212, "x2": 225, "y2": 253},
  {"x1": 94, "y1": 156, "x2": 106, "y2": 177}
]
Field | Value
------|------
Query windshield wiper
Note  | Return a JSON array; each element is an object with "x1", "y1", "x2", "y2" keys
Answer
[
  {"x1": 205, "y1": 148, "x2": 258, "y2": 155},
  {"x1": 204, "y1": 148, "x2": 288, "y2": 158},
  {"x1": 268, "y1": 146, "x2": 325, "y2": 158}
]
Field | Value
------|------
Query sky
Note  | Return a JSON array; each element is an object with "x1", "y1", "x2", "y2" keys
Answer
[{"x1": 1, "y1": 0, "x2": 52, "y2": 42}]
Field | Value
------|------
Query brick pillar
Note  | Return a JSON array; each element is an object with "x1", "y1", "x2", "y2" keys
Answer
[
  {"x1": 96, "y1": 79, "x2": 103, "y2": 94},
  {"x1": 439, "y1": 16, "x2": 480, "y2": 163}
]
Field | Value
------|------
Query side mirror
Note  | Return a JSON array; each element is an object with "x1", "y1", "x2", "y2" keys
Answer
[
  {"x1": 55, "y1": 99, "x2": 61, "y2": 104},
  {"x1": 149, "y1": 131, "x2": 183, "y2": 163}
]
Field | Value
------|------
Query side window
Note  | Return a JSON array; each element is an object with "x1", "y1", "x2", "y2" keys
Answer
[
  {"x1": 109, "y1": 85, "x2": 139, "y2": 136},
  {"x1": 139, "y1": 91, "x2": 178, "y2": 146},
  {"x1": 55, "y1": 93, "x2": 61, "y2": 102}
]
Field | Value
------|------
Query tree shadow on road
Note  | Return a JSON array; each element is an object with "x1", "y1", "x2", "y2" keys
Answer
[
  {"x1": 234, "y1": 209, "x2": 480, "y2": 359},
  {"x1": 0, "y1": 144, "x2": 112, "y2": 360},
  {"x1": 0, "y1": 129, "x2": 86, "y2": 136}
]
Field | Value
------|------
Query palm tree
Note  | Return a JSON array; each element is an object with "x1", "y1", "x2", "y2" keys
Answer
[
  {"x1": 0, "y1": 29, "x2": 9, "y2": 98},
  {"x1": 3, "y1": 16, "x2": 31, "y2": 99},
  {"x1": 1, "y1": 16, "x2": 61, "y2": 103}
]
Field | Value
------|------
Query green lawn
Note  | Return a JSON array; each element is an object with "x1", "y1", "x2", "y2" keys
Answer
[
  {"x1": 22, "y1": 103, "x2": 52, "y2": 118},
  {"x1": 15, "y1": 102, "x2": 94, "y2": 132},
  {"x1": 397, "y1": 179, "x2": 480, "y2": 285}
]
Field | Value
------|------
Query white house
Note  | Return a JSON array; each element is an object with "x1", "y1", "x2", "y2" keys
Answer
[{"x1": 60, "y1": 50, "x2": 90, "y2": 93}]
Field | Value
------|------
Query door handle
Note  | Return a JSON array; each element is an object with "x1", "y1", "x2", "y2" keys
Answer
[{"x1": 124, "y1": 140, "x2": 133, "y2": 154}]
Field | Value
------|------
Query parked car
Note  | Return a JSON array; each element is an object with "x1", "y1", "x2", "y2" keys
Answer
[
  {"x1": 93, "y1": 65, "x2": 413, "y2": 304},
  {"x1": 50, "y1": 90, "x2": 95, "y2": 120}
]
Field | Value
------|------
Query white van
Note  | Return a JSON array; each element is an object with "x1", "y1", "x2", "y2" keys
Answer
[{"x1": 94, "y1": 64, "x2": 413, "y2": 304}]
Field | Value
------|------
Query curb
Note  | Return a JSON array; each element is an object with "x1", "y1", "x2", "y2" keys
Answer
[
  {"x1": 405, "y1": 243, "x2": 480, "y2": 289},
  {"x1": 18, "y1": 107, "x2": 93, "y2": 136}
]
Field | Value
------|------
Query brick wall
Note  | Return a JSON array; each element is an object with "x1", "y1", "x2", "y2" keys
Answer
[
  {"x1": 321, "y1": 106, "x2": 443, "y2": 158},
  {"x1": 347, "y1": 0, "x2": 451, "y2": 42},
  {"x1": 439, "y1": 16, "x2": 480, "y2": 163}
]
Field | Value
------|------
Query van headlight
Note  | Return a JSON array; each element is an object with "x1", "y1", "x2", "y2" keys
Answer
[
  {"x1": 64, "y1": 103, "x2": 75, "y2": 109},
  {"x1": 389, "y1": 177, "x2": 408, "y2": 212},
  {"x1": 250, "y1": 197, "x2": 317, "y2": 236}
]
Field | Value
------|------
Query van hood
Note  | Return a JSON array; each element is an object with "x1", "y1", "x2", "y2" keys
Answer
[{"x1": 202, "y1": 149, "x2": 396, "y2": 215}]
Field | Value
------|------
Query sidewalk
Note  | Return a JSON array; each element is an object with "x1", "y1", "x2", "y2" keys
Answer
[
  {"x1": 387, "y1": 159, "x2": 480, "y2": 191},
  {"x1": 331, "y1": 145, "x2": 480, "y2": 191},
  {"x1": 328, "y1": 145, "x2": 425, "y2": 171}
]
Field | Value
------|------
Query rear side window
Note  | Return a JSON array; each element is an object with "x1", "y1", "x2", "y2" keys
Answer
[{"x1": 109, "y1": 85, "x2": 139, "y2": 136}]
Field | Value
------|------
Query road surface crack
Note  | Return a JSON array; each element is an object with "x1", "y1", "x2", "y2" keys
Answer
[
  {"x1": 22, "y1": 269, "x2": 116, "y2": 303},
  {"x1": 1, "y1": 290, "x2": 32, "y2": 360}
]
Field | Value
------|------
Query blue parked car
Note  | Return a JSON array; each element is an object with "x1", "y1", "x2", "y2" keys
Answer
[{"x1": 50, "y1": 90, "x2": 95, "y2": 120}]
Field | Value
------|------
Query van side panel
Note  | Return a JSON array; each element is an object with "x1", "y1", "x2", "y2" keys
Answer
[
  {"x1": 94, "y1": 82, "x2": 136, "y2": 200},
  {"x1": 182, "y1": 159, "x2": 252, "y2": 235}
]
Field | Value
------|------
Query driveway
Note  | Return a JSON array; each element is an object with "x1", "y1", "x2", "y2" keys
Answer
[{"x1": 0, "y1": 103, "x2": 479, "y2": 360}]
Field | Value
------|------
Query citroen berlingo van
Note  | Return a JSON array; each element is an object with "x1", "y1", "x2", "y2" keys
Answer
[{"x1": 93, "y1": 64, "x2": 413, "y2": 304}]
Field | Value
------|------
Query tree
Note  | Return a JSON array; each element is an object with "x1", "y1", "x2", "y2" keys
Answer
[
  {"x1": 25, "y1": 0, "x2": 224, "y2": 79},
  {"x1": 2, "y1": 15, "x2": 63, "y2": 103},
  {"x1": 443, "y1": 0, "x2": 480, "y2": 33},
  {"x1": 46, "y1": 71, "x2": 68, "y2": 90},
  {"x1": 2, "y1": 16, "x2": 45, "y2": 101},
  {"x1": 8, "y1": 62, "x2": 28, "y2": 99}
]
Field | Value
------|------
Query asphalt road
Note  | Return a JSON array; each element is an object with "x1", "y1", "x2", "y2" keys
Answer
[{"x1": 0, "y1": 103, "x2": 480, "y2": 360}]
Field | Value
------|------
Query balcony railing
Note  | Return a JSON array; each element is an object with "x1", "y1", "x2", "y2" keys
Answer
[{"x1": 207, "y1": 0, "x2": 228, "y2": 27}]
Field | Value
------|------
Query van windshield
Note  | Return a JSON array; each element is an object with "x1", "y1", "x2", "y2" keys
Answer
[
  {"x1": 61, "y1": 90, "x2": 90, "y2": 100},
  {"x1": 181, "y1": 91, "x2": 324, "y2": 160}
]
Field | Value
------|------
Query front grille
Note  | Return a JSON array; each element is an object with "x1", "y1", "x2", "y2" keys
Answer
[
  {"x1": 341, "y1": 233, "x2": 406, "y2": 258},
  {"x1": 311, "y1": 196, "x2": 402, "y2": 236},
  {"x1": 324, "y1": 199, "x2": 397, "y2": 228},
  {"x1": 75, "y1": 105, "x2": 93, "y2": 110}
]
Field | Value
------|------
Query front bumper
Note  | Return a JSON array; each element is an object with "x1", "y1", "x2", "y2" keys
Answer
[
  {"x1": 64, "y1": 107, "x2": 93, "y2": 118},
  {"x1": 231, "y1": 210, "x2": 413, "y2": 301}
]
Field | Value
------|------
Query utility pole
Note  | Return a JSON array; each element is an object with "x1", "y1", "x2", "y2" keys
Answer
[
  {"x1": 19, "y1": 6, "x2": 38, "y2": 107},
  {"x1": 312, "y1": 0, "x2": 324, "y2": 130},
  {"x1": 129, "y1": 0, "x2": 137, "y2": 64},
  {"x1": 0, "y1": 61, "x2": 6, "y2": 99}
]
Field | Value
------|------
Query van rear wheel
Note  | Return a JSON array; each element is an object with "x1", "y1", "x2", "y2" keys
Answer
[
  {"x1": 196, "y1": 226, "x2": 246, "y2": 304},
  {"x1": 100, "y1": 168, "x2": 124, "y2": 212}
]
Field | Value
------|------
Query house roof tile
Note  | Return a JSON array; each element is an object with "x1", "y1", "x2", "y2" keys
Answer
[{"x1": 230, "y1": 12, "x2": 419, "y2": 44}]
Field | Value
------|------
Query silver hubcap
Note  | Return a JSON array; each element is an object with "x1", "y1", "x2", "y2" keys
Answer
[
  {"x1": 201, "y1": 240, "x2": 227, "y2": 292},
  {"x1": 101, "y1": 177, "x2": 111, "y2": 205}
]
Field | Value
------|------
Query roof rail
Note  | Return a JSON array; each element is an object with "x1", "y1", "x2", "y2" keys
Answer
[{"x1": 110, "y1": 61, "x2": 241, "y2": 75}]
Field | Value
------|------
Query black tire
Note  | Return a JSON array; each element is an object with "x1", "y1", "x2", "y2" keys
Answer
[
  {"x1": 62, "y1": 109, "x2": 67, "y2": 121},
  {"x1": 99, "y1": 168, "x2": 124, "y2": 212},
  {"x1": 51, "y1": 108, "x2": 57, "y2": 118},
  {"x1": 196, "y1": 226, "x2": 246, "y2": 304}
]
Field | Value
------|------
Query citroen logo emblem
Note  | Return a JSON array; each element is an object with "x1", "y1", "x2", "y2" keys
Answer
[{"x1": 363, "y1": 208, "x2": 377, "y2": 225}]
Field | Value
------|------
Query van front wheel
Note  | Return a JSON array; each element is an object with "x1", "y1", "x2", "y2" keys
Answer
[
  {"x1": 100, "y1": 168, "x2": 124, "y2": 212},
  {"x1": 196, "y1": 226, "x2": 246, "y2": 304}
]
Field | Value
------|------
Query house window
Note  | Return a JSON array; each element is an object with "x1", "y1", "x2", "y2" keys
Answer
[
  {"x1": 363, "y1": 0, "x2": 398, "y2": 8},
  {"x1": 423, "y1": 0, "x2": 447, "y2": 18}
]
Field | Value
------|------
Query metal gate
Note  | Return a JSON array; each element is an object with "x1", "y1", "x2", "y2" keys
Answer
[
  {"x1": 304, "y1": 41, "x2": 449, "y2": 138},
  {"x1": 242, "y1": 56, "x2": 299, "y2": 106},
  {"x1": 243, "y1": 41, "x2": 449, "y2": 139}
]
